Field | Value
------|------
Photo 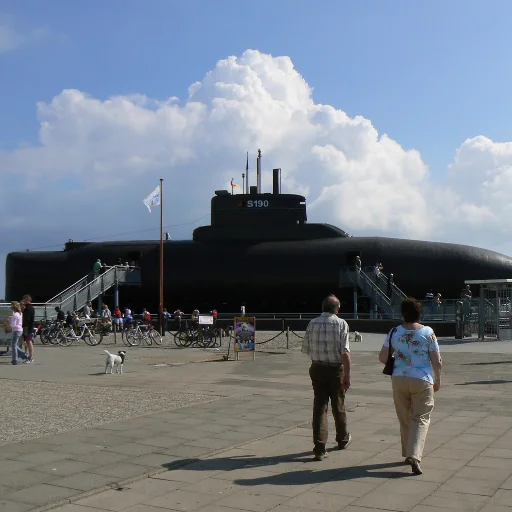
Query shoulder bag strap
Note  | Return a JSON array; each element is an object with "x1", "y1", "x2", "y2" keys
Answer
[{"x1": 389, "y1": 327, "x2": 397, "y2": 354}]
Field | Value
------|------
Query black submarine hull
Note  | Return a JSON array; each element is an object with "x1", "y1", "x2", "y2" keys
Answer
[{"x1": 6, "y1": 236, "x2": 512, "y2": 312}]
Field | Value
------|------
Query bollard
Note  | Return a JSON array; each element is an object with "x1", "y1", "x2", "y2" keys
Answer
[
  {"x1": 286, "y1": 326, "x2": 289, "y2": 349},
  {"x1": 113, "y1": 324, "x2": 117, "y2": 345},
  {"x1": 219, "y1": 327, "x2": 222, "y2": 347}
]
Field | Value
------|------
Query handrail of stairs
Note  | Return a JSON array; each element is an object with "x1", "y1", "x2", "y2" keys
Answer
[{"x1": 30, "y1": 266, "x2": 140, "y2": 320}]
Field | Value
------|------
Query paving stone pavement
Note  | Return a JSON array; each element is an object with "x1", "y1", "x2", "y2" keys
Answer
[{"x1": 1, "y1": 334, "x2": 512, "y2": 511}]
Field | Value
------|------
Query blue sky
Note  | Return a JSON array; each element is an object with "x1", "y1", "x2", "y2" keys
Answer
[
  {"x1": 3, "y1": 0, "x2": 512, "y2": 297},
  {"x1": 3, "y1": 0, "x2": 512, "y2": 173}
]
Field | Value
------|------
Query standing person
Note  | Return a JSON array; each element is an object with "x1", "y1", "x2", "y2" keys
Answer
[
  {"x1": 113, "y1": 306, "x2": 123, "y2": 331},
  {"x1": 173, "y1": 309, "x2": 183, "y2": 330},
  {"x1": 8, "y1": 301, "x2": 30, "y2": 365},
  {"x1": 355, "y1": 256, "x2": 362, "y2": 274},
  {"x1": 240, "y1": 304, "x2": 246, "y2": 316},
  {"x1": 162, "y1": 308, "x2": 171, "y2": 332},
  {"x1": 93, "y1": 259, "x2": 101, "y2": 277},
  {"x1": 21, "y1": 294, "x2": 35, "y2": 363},
  {"x1": 374, "y1": 263, "x2": 381, "y2": 284},
  {"x1": 55, "y1": 306, "x2": 65, "y2": 322},
  {"x1": 379, "y1": 297, "x2": 442, "y2": 475},
  {"x1": 301, "y1": 294, "x2": 352, "y2": 461},
  {"x1": 123, "y1": 307, "x2": 133, "y2": 330},
  {"x1": 101, "y1": 304, "x2": 112, "y2": 328},
  {"x1": 211, "y1": 309, "x2": 218, "y2": 328}
]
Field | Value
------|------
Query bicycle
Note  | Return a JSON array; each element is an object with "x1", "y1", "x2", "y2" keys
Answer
[
  {"x1": 196, "y1": 325, "x2": 218, "y2": 348},
  {"x1": 173, "y1": 324, "x2": 203, "y2": 347},
  {"x1": 57, "y1": 321, "x2": 103, "y2": 347},
  {"x1": 124, "y1": 321, "x2": 162, "y2": 346}
]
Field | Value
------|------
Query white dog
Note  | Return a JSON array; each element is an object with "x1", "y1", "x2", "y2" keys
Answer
[
  {"x1": 104, "y1": 350, "x2": 126, "y2": 374},
  {"x1": 354, "y1": 331, "x2": 363, "y2": 343}
]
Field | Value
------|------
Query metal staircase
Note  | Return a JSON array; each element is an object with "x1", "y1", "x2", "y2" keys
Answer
[
  {"x1": 33, "y1": 266, "x2": 141, "y2": 320},
  {"x1": 341, "y1": 266, "x2": 407, "y2": 318}
]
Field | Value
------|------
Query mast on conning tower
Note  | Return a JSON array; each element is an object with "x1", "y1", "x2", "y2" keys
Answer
[{"x1": 256, "y1": 149, "x2": 262, "y2": 194}]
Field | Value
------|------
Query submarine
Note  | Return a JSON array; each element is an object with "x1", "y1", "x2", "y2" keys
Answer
[{"x1": 5, "y1": 156, "x2": 512, "y2": 313}]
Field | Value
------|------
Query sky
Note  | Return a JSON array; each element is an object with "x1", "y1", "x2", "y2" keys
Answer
[{"x1": 2, "y1": 0, "x2": 512, "y2": 297}]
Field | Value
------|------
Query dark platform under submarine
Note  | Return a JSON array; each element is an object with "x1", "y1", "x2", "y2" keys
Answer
[{"x1": 6, "y1": 165, "x2": 512, "y2": 313}]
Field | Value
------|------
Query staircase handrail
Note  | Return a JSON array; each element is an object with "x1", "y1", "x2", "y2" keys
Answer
[
  {"x1": 361, "y1": 266, "x2": 407, "y2": 300},
  {"x1": 46, "y1": 273, "x2": 93, "y2": 304},
  {"x1": 46, "y1": 265, "x2": 121, "y2": 305},
  {"x1": 353, "y1": 267, "x2": 393, "y2": 307},
  {"x1": 379, "y1": 271, "x2": 408, "y2": 300}
]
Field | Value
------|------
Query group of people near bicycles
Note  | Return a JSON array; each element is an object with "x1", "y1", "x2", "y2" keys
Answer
[
  {"x1": 51, "y1": 302, "x2": 220, "y2": 338},
  {"x1": 53, "y1": 303, "x2": 154, "y2": 335},
  {"x1": 167, "y1": 308, "x2": 218, "y2": 332}
]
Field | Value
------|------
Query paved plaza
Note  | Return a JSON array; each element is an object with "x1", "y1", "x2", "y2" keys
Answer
[{"x1": 1, "y1": 333, "x2": 512, "y2": 512}]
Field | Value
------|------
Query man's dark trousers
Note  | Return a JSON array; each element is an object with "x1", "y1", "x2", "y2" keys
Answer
[{"x1": 309, "y1": 362, "x2": 349, "y2": 456}]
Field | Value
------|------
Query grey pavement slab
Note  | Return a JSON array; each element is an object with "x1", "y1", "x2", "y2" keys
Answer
[{"x1": 4, "y1": 337, "x2": 512, "y2": 511}]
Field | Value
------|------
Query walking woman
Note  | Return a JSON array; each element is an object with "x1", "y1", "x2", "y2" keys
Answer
[
  {"x1": 379, "y1": 297, "x2": 442, "y2": 475},
  {"x1": 8, "y1": 301, "x2": 30, "y2": 365}
]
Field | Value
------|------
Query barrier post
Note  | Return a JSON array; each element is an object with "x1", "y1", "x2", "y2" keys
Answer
[{"x1": 286, "y1": 326, "x2": 289, "y2": 349}]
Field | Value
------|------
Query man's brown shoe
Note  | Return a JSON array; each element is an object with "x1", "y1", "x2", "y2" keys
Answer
[
  {"x1": 314, "y1": 451, "x2": 329, "y2": 461},
  {"x1": 337, "y1": 433, "x2": 352, "y2": 450}
]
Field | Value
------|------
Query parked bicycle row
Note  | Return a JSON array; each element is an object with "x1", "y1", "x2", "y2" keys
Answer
[
  {"x1": 35, "y1": 318, "x2": 162, "y2": 347},
  {"x1": 32, "y1": 318, "x2": 226, "y2": 349}
]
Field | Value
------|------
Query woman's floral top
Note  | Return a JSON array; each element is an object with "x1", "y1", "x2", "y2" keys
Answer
[{"x1": 383, "y1": 325, "x2": 440, "y2": 384}]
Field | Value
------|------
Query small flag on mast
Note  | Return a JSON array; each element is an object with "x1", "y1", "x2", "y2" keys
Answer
[
  {"x1": 143, "y1": 185, "x2": 161, "y2": 213},
  {"x1": 230, "y1": 178, "x2": 238, "y2": 188}
]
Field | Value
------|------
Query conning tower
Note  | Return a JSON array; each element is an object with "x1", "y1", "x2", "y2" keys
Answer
[{"x1": 193, "y1": 158, "x2": 350, "y2": 243}]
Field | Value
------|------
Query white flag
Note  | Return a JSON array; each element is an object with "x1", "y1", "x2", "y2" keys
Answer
[{"x1": 143, "y1": 186, "x2": 161, "y2": 213}]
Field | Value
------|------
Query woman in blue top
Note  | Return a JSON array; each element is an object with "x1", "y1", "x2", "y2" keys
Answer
[{"x1": 379, "y1": 297, "x2": 442, "y2": 476}]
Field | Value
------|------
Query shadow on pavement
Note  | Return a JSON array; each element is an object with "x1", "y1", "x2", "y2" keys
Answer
[
  {"x1": 160, "y1": 451, "x2": 409, "y2": 485},
  {"x1": 455, "y1": 380, "x2": 512, "y2": 385},
  {"x1": 462, "y1": 361, "x2": 512, "y2": 366}
]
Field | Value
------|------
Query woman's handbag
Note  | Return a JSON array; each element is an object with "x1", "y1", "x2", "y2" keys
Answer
[{"x1": 383, "y1": 327, "x2": 397, "y2": 376}]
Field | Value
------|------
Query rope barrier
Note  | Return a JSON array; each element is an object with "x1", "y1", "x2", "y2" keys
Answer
[
  {"x1": 255, "y1": 330, "x2": 286, "y2": 345},
  {"x1": 290, "y1": 330, "x2": 304, "y2": 339}
]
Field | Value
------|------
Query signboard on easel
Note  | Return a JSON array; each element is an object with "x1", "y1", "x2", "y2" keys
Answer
[
  {"x1": 198, "y1": 315, "x2": 214, "y2": 325},
  {"x1": 234, "y1": 316, "x2": 256, "y2": 360}
]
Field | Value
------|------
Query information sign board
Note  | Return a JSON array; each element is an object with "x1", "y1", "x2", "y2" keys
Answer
[{"x1": 234, "y1": 316, "x2": 256, "y2": 354}]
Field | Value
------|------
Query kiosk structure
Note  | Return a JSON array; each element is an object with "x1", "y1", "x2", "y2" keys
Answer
[{"x1": 465, "y1": 279, "x2": 512, "y2": 341}]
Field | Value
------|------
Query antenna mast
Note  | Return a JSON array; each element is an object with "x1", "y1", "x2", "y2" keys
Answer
[
  {"x1": 256, "y1": 149, "x2": 262, "y2": 194},
  {"x1": 245, "y1": 152, "x2": 249, "y2": 194}
]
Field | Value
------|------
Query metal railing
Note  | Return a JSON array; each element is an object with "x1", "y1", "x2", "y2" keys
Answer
[{"x1": 0, "y1": 266, "x2": 141, "y2": 321}]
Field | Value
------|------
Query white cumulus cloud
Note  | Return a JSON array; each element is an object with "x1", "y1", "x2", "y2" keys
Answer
[{"x1": 2, "y1": 49, "x2": 512, "y2": 296}]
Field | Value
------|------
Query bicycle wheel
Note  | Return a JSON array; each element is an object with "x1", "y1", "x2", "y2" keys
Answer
[
  {"x1": 196, "y1": 331, "x2": 210, "y2": 348},
  {"x1": 126, "y1": 330, "x2": 141, "y2": 346},
  {"x1": 57, "y1": 329, "x2": 74, "y2": 347},
  {"x1": 189, "y1": 331, "x2": 202, "y2": 348},
  {"x1": 143, "y1": 333, "x2": 153, "y2": 346},
  {"x1": 150, "y1": 330, "x2": 162, "y2": 345},
  {"x1": 121, "y1": 330, "x2": 134, "y2": 347},
  {"x1": 40, "y1": 327, "x2": 51, "y2": 345},
  {"x1": 83, "y1": 329, "x2": 103, "y2": 346},
  {"x1": 49, "y1": 328, "x2": 61, "y2": 344},
  {"x1": 175, "y1": 331, "x2": 188, "y2": 347}
]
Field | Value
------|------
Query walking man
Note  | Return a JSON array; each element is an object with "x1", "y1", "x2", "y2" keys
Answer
[
  {"x1": 22, "y1": 294, "x2": 35, "y2": 363},
  {"x1": 302, "y1": 294, "x2": 352, "y2": 460}
]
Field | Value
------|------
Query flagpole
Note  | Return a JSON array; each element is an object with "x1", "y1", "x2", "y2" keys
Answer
[{"x1": 159, "y1": 178, "x2": 164, "y2": 336}]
